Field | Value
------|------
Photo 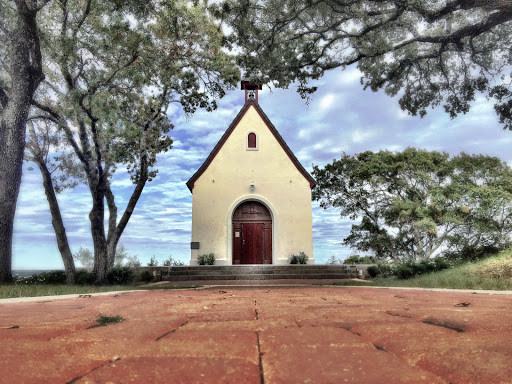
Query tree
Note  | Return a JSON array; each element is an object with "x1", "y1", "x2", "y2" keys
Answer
[
  {"x1": 312, "y1": 148, "x2": 512, "y2": 261},
  {"x1": 73, "y1": 246, "x2": 94, "y2": 270},
  {"x1": 0, "y1": 0, "x2": 50, "y2": 283},
  {"x1": 25, "y1": 120, "x2": 77, "y2": 283},
  {"x1": 223, "y1": 0, "x2": 512, "y2": 129},
  {"x1": 30, "y1": 0, "x2": 239, "y2": 284}
]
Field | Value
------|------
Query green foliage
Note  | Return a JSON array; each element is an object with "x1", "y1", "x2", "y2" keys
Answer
[
  {"x1": 95, "y1": 314, "x2": 125, "y2": 327},
  {"x1": 107, "y1": 266, "x2": 134, "y2": 285},
  {"x1": 367, "y1": 266, "x2": 380, "y2": 278},
  {"x1": 365, "y1": 263, "x2": 393, "y2": 278},
  {"x1": 313, "y1": 148, "x2": 512, "y2": 262},
  {"x1": 364, "y1": 250, "x2": 512, "y2": 290},
  {"x1": 197, "y1": 253, "x2": 216, "y2": 265},
  {"x1": 374, "y1": 263, "x2": 393, "y2": 278},
  {"x1": 139, "y1": 270, "x2": 154, "y2": 283},
  {"x1": 225, "y1": 0, "x2": 512, "y2": 129},
  {"x1": 28, "y1": 0, "x2": 240, "y2": 284},
  {"x1": 13, "y1": 271, "x2": 67, "y2": 285},
  {"x1": 147, "y1": 256, "x2": 159, "y2": 267},
  {"x1": 162, "y1": 256, "x2": 185, "y2": 266},
  {"x1": 289, "y1": 252, "x2": 309, "y2": 264},
  {"x1": 393, "y1": 257, "x2": 453, "y2": 280},
  {"x1": 76, "y1": 271, "x2": 95, "y2": 285},
  {"x1": 444, "y1": 245, "x2": 507, "y2": 263},
  {"x1": 343, "y1": 255, "x2": 376, "y2": 264}
]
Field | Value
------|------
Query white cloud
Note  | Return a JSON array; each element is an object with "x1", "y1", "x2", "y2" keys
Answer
[
  {"x1": 336, "y1": 69, "x2": 362, "y2": 84},
  {"x1": 351, "y1": 129, "x2": 377, "y2": 144}
]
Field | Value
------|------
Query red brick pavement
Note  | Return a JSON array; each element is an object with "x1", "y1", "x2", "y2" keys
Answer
[{"x1": 0, "y1": 286, "x2": 511, "y2": 383}]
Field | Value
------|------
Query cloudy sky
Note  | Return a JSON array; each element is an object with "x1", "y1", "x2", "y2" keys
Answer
[{"x1": 13, "y1": 68, "x2": 512, "y2": 270}]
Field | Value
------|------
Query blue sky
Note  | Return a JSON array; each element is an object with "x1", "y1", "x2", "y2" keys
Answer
[{"x1": 13, "y1": 68, "x2": 512, "y2": 269}]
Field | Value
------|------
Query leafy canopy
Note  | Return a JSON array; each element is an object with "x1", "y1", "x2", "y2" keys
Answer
[
  {"x1": 222, "y1": 0, "x2": 512, "y2": 128},
  {"x1": 312, "y1": 148, "x2": 512, "y2": 261}
]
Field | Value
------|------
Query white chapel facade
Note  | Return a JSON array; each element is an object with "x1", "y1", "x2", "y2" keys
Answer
[{"x1": 187, "y1": 82, "x2": 315, "y2": 265}]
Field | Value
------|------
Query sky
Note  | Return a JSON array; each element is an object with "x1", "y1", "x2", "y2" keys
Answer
[{"x1": 13, "y1": 68, "x2": 512, "y2": 270}]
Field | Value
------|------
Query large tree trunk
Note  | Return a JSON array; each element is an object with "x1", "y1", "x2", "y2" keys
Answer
[
  {"x1": 90, "y1": 194, "x2": 109, "y2": 284},
  {"x1": 0, "y1": 2, "x2": 45, "y2": 283},
  {"x1": 36, "y1": 160, "x2": 76, "y2": 284}
]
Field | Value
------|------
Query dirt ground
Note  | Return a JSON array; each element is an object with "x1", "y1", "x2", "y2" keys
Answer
[{"x1": 0, "y1": 286, "x2": 511, "y2": 384}]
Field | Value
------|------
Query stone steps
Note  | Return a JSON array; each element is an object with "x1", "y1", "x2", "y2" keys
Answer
[{"x1": 164, "y1": 265, "x2": 360, "y2": 282}]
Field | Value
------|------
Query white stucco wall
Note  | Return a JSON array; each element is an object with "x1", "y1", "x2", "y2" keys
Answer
[{"x1": 190, "y1": 104, "x2": 314, "y2": 265}]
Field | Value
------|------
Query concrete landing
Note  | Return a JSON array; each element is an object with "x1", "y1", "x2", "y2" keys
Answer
[
  {"x1": 1, "y1": 286, "x2": 511, "y2": 383},
  {"x1": 163, "y1": 265, "x2": 364, "y2": 282}
]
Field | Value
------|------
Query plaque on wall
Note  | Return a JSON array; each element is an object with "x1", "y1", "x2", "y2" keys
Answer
[{"x1": 190, "y1": 242, "x2": 200, "y2": 249}]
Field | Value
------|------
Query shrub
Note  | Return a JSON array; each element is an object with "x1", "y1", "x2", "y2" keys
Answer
[
  {"x1": 443, "y1": 244, "x2": 505, "y2": 262},
  {"x1": 107, "y1": 266, "x2": 134, "y2": 285},
  {"x1": 42, "y1": 271, "x2": 67, "y2": 284},
  {"x1": 367, "y1": 265, "x2": 380, "y2": 278},
  {"x1": 343, "y1": 255, "x2": 376, "y2": 264},
  {"x1": 163, "y1": 256, "x2": 185, "y2": 266},
  {"x1": 290, "y1": 252, "x2": 308, "y2": 264},
  {"x1": 197, "y1": 253, "x2": 215, "y2": 265},
  {"x1": 13, "y1": 271, "x2": 67, "y2": 285},
  {"x1": 139, "y1": 270, "x2": 154, "y2": 283},
  {"x1": 434, "y1": 257, "x2": 451, "y2": 271},
  {"x1": 394, "y1": 263, "x2": 415, "y2": 279},
  {"x1": 76, "y1": 271, "x2": 95, "y2": 285},
  {"x1": 393, "y1": 257, "x2": 453, "y2": 279},
  {"x1": 376, "y1": 262, "x2": 393, "y2": 277}
]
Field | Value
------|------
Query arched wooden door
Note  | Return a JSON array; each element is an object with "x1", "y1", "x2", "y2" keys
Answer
[{"x1": 232, "y1": 201, "x2": 272, "y2": 264}]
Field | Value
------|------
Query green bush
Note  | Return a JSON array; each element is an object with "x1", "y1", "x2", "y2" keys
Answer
[
  {"x1": 139, "y1": 270, "x2": 154, "y2": 283},
  {"x1": 107, "y1": 266, "x2": 134, "y2": 285},
  {"x1": 39, "y1": 271, "x2": 67, "y2": 284},
  {"x1": 367, "y1": 265, "x2": 379, "y2": 278},
  {"x1": 197, "y1": 253, "x2": 215, "y2": 265},
  {"x1": 376, "y1": 262, "x2": 393, "y2": 277},
  {"x1": 443, "y1": 244, "x2": 506, "y2": 262},
  {"x1": 343, "y1": 255, "x2": 376, "y2": 264},
  {"x1": 75, "y1": 271, "x2": 95, "y2": 285},
  {"x1": 394, "y1": 263, "x2": 415, "y2": 279},
  {"x1": 14, "y1": 271, "x2": 68, "y2": 285},
  {"x1": 434, "y1": 257, "x2": 451, "y2": 271},
  {"x1": 393, "y1": 257, "x2": 453, "y2": 279},
  {"x1": 290, "y1": 252, "x2": 308, "y2": 264}
]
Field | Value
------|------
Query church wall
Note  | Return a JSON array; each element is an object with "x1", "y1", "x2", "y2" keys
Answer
[{"x1": 190, "y1": 105, "x2": 314, "y2": 265}]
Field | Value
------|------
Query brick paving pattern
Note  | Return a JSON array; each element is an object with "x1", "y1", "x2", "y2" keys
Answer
[{"x1": 0, "y1": 286, "x2": 511, "y2": 383}]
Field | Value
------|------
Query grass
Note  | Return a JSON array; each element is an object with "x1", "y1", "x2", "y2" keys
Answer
[
  {"x1": 332, "y1": 250, "x2": 512, "y2": 290},
  {"x1": 95, "y1": 314, "x2": 125, "y2": 326},
  {"x1": 0, "y1": 283, "x2": 201, "y2": 299},
  {"x1": 2, "y1": 251, "x2": 511, "y2": 298}
]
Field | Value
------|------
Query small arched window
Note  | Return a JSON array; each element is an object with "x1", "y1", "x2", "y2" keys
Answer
[{"x1": 247, "y1": 132, "x2": 258, "y2": 150}]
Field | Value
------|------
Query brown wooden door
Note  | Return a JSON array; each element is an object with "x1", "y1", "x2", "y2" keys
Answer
[
  {"x1": 232, "y1": 201, "x2": 272, "y2": 264},
  {"x1": 242, "y1": 223, "x2": 264, "y2": 264}
]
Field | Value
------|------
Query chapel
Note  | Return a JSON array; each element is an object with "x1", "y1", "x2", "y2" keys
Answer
[{"x1": 187, "y1": 82, "x2": 315, "y2": 265}]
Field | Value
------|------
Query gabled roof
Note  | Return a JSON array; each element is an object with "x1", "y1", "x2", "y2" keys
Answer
[{"x1": 186, "y1": 100, "x2": 316, "y2": 192}]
